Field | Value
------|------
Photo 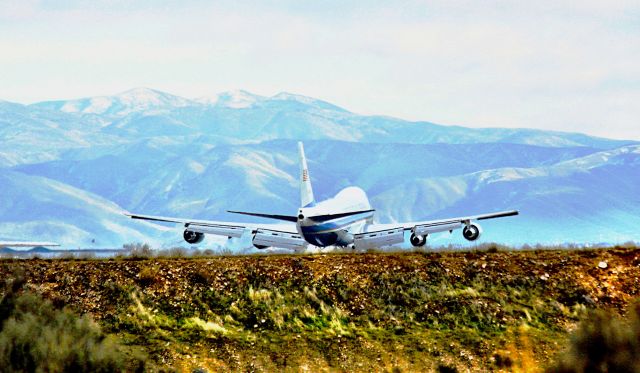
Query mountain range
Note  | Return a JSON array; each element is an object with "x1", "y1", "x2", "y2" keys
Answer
[{"x1": 1, "y1": 87, "x2": 638, "y2": 248}]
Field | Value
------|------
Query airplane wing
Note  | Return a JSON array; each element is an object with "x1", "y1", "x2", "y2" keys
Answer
[
  {"x1": 0, "y1": 241, "x2": 60, "y2": 248},
  {"x1": 399, "y1": 210, "x2": 519, "y2": 235},
  {"x1": 366, "y1": 210, "x2": 518, "y2": 233},
  {"x1": 356, "y1": 210, "x2": 519, "y2": 248},
  {"x1": 125, "y1": 212, "x2": 306, "y2": 250}
]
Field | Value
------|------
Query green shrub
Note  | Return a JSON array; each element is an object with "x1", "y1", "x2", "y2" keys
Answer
[
  {"x1": 137, "y1": 265, "x2": 160, "y2": 287},
  {"x1": 0, "y1": 274, "x2": 146, "y2": 372},
  {"x1": 548, "y1": 302, "x2": 640, "y2": 373}
]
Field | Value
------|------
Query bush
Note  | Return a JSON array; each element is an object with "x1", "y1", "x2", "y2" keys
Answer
[
  {"x1": 548, "y1": 303, "x2": 640, "y2": 373},
  {"x1": 137, "y1": 265, "x2": 160, "y2": 287},
  {"x1": 124, "y1": 242, "x2": 153, "y2": 259},
  {"x1": 154, "y1": 246, "x2": 188, "y2": 258},
  {"x1": 0, "y1": 274, "x2": 146, "y2": 372}
]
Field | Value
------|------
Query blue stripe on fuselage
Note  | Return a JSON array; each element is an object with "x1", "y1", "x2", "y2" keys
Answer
[{"x1": 300, "y1": 211, "x2": 373, "y2": 234}]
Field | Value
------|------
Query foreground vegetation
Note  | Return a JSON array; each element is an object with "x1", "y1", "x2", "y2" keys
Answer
[
  {"x1": 1, "y1": 244, "x2": 639, "y2": 371},
  {"x1": 0, "y1": 273, "x2": 147, "y2": 372}
]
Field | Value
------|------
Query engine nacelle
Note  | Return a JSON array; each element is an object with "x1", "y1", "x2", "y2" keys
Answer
[
  {"x1": 183, "y1": 229, "x2": 205, "y2": 244},
  {"x1": 410, "y1": 233, "x2": 427, "y2": 247},
  {"x1": 462, "y1": 223, "x2": 483, "y2": 241},
  {"x1": 335, "y1": 230, "x2": 355, "y2": 246},
  {"x1": 251, "y1": 229, "x2": 306, "y2": 250}
]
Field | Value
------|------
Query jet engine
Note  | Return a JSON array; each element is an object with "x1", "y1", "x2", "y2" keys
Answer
[
  {"x1": 462, "y1": 223, "x2": 482, "y2": 241},
  {"x1": 410, "y1": 233, "x2": 427, "y2": 247},
  {"x1": 183, "y1": 229, "x2": 205, "y2": 244}
]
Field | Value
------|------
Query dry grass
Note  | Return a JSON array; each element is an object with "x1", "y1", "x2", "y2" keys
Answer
[
  {"x1": 0, "y1": 272, "x2": 147, "y2": 372},
  {"x1": 548, "y1": 301, "x2": 640, "y2": 372},
  {"x1": 0, "y1": 244, "x2": 638, "y2": 371}
]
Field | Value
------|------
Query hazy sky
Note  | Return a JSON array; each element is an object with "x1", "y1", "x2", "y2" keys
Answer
[{"x1": 1, "y1": 0, "x2": 639, "y2": 140}]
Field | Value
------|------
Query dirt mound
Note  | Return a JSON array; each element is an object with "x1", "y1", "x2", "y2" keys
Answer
[{"x1": 1, "y1": 245, "x2": 639, "y2": 371}]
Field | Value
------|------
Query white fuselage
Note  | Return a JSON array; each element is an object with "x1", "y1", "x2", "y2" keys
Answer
[{"x1": 295, "y1": 186, "x2": 373, "y2": 246}]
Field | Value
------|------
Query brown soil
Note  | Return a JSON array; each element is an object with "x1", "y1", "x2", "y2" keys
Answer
[{"x1": 1, "y1": 245, "x2": 639, "y2": 372}]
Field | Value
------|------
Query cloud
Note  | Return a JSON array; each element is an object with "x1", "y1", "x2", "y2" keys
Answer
[{"x1": 0, "y1": 0, "x2": 638, "y2": 139}]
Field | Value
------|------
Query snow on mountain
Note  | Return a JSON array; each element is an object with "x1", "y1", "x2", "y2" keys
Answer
[
  {"x1": 195, "y1": 90, "x2": 345, "y2": 112},
  {"x1": 0, "y1": 100, "x2": 119, "y2": 167},
  {"x1": 553, "y1": 145, "x2": 640, "y2": 171},
  {"x1": 196, "y1": 90, "x2": 265, "y2": 108},
  {"x1": 270, "y1": 92, "x2": 348, "y2": 112},
  {"x1": 32, "y1": 87, "x2": 195, "y2": 116},
  {"x1": 18, "y1": 88, "x2": 635, "y2": 149}
]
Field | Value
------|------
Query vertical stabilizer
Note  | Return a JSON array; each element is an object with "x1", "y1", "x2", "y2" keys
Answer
[{"x1": 298, "y1": 142, "x2": 316, "y2": 207}]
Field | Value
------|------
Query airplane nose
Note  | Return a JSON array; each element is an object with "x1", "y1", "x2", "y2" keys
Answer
[{"x1": 298, "y1": 214, "x2": 304, "y2": 220}]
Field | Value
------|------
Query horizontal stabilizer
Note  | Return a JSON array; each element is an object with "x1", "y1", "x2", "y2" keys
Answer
[
  {"x1": 125, "y1": 213, "x2": 184, "y2": 224},
  {"x1": 227, "y1": 210, "x2": 298, "y2": 222},
  {"x1": 308, "y1": 209, "x2": 375, "y2": 222}
]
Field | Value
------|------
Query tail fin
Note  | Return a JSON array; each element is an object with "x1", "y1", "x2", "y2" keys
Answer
[{"x1": 298, "y1": 142, "x2": 315, "y2": 207}]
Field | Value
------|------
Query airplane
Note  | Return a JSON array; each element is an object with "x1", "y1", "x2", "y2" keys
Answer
[{"x1": 126, "y1": 142, "x2": 519, "y2": 251}]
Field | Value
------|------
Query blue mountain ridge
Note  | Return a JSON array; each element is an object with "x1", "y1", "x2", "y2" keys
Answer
[{"x1": 1, "y1": 88, "x2": 638, "y2": 248}]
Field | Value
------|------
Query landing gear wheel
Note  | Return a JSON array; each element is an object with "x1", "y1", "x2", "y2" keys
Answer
[{"x1": 410, "y1": 233, "x2": 427, "y2": 247}]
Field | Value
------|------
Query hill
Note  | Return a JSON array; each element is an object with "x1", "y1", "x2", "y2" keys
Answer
[
  {"x1": 0, "y1": 246, "x2": 53, "y2": 254},
  {"x1": 2, "y1": 245, "x2": 639, "y2": 371},
  {"x1": 2, "y1": 88, "x2": 639, "y2": 247},
  {"x1": 0, "y1": 169, "x2": 171, "y2": 247}
]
